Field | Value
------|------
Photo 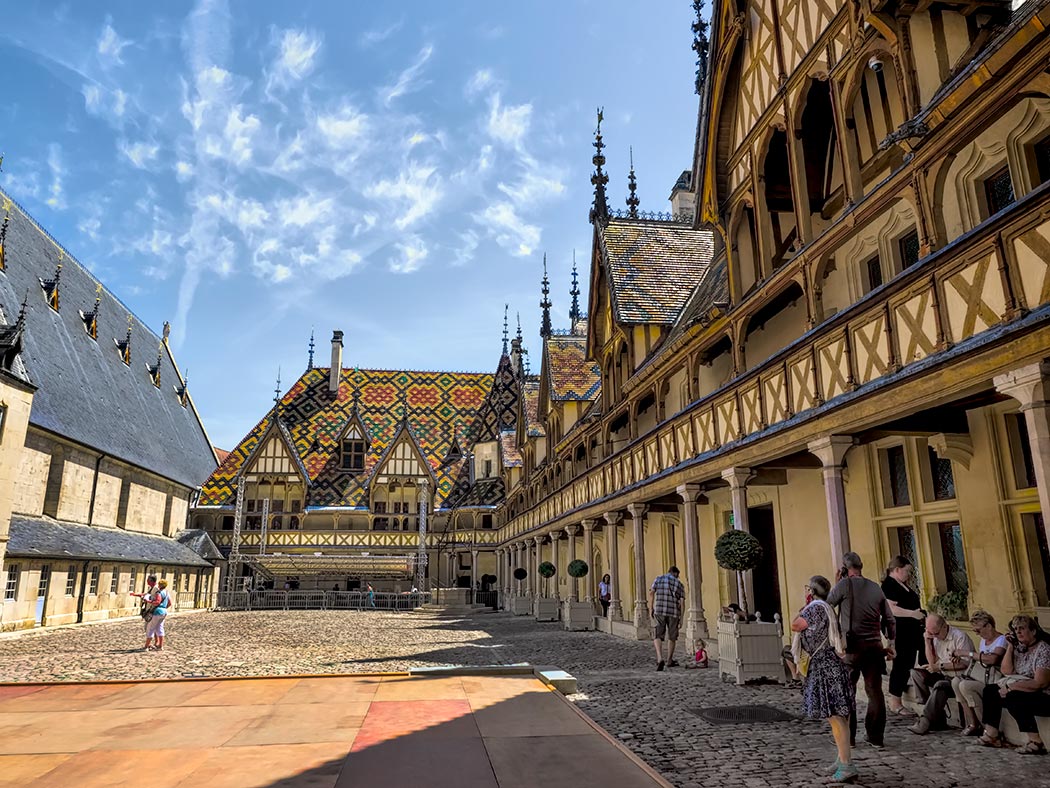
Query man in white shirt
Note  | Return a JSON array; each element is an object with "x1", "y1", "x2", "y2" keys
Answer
[{"x1": 909, "y1": 613, "x2": 973, "y2": 734}]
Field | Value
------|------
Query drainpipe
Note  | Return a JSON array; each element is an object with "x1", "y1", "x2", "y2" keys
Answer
[
  {"x1": 76, "y1": 560, "x2": 89, "y2": 623},
  {"x1": 87, "y1": 453, "x2": 106, "y2": 525}
]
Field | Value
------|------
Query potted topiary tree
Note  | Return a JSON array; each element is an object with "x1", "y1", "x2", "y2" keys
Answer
[
  {"x1": 563, "y1": 559, "x2": 595, "y2": 631},
  {"x1": 511, "y1": 567, "x2": 531, "y2": 615},
  {"x1": 714, "y1": 529, "x2": 783, "y2": 684},
  {"x1": 535, "y1": 561, "x2": 559, "y2": 621}
]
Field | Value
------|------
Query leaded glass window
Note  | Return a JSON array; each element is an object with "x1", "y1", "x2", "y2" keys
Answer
[
  {"x1": 899, "y1": 230, "x2": 921, "y2": 270},
  {"x1": 927, "y1": 447, "x2": 955, "y2": 500},
  {"x1": 866, "y1": 256, "x2": 883, "y2": 292},
  {"x1": 937, "y1": 522, "x2": 969, "y2": 595},
  {"x1": 984, "y1": 166, "x2": 1015, "y2": 216},
  {"x1": 885, "y1": 445, "x2": 910, "y2": 507}
]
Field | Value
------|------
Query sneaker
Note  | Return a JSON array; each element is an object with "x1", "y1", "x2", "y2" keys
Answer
[
  {"x1": 667, "y1": 659, "x2": 680, "y2": 667},
  {"x1": 826, "y1": 758, "x2": 841, "y2": 775},
  {"x1": 656, "y1": 661, "x2": 665, "y2": 671},
  {"x1": 864, "y1": 738, "x2": 885, "y2": 749},
  {"x1": 909, "y1": 718, "x2": 931, "y2": 736}
]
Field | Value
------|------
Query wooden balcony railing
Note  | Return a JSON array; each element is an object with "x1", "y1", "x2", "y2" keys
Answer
[
  {"x1": 500, "y1": 182, "x2": 1050, "y2": 541},
  {"x1": 208, "y1": 528, "x2": 501, "y2": 550}
]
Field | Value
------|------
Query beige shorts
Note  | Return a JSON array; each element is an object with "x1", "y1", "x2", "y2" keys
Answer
[{"x1": 653, "y1": 615, "x2": 680, "y2": 641}]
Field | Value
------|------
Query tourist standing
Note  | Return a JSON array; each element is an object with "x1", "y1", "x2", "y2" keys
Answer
[
  {"x1": 598, "y1": 573, "x2": 612, "y2": 617},
  {"x1": 131, "y1": 574, "x2": 159, "y2": 651},
  {"x1": 648, "y1": 566, "x2": 684, "y2": 671},
  {"x1": 145, "y1": 579, "x2": 171, "y2": 651},
  {"x1": 827, "y1": 552, "x2": 896, "y2": 749},
  {"x1": 881, "y1": 556, "x2": 923, "y2": 717},
  {"x1": 367, "y1": 583, "x2": 376, "y2": 608},
  {"x1": 792, "y1": 576, "x2": 856, "y2": 783}
]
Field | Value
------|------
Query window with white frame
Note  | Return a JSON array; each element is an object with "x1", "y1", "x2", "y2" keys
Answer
[
  {"x1": 65, "y1": 565, "x2": 77, "y2": 596},
  {"x1": 4, "y1": 564, "x2": 19, "y2": 601},
  {"x1": 110, "y1": 568, "x2": 120, "y2": 594},
  {"x1": 88, "y1": 566, "x2": 100, "y2": 595}
]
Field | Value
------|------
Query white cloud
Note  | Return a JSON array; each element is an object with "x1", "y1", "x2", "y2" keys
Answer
[
  {"x1": 317, "y1": 106, "x2": 368, "y2": 149},
  {"x1": 276, "y1": 194, "x2": 334, "y2": 228},
  {"x1": 222, "y1": 106, "x2": 260, "y2": 165},
  {"x1": 379, "y1": 44, "x2": 433, "y2": 106},
  {"x1": 453, "y1": 230, "x2": 479, "y2": 267},
  {"x1": 389, "y1": 236, "x2": 428, "y2": 273},
  {"x1": 475, "y1": 201, "x2": 539, "y2": 257},
  {"x1": 175, "y1": 160, "x2": 195, "y2": 181},
  {"x1": 273, "y1": 29, "x2": 321, "y2": 83},
  {"x1": 120, "y1": 139, "x2": 160, "y2": 168},
  {"x1": 78, "y1": 216, "x2": 101, "y2": 241},
  {"x1": 353, "y1": 213, "x2": 376, "y2": 237},
  {"x1": 82, "y1": 84, "x2": 127, "y2": 120},
  {"x1": 320, "y1": 249, "x2": 365, "y2": 280},
  {"x1": 360, "y1": 20, "x2": 402, "y2": 47},
  {"x1": 365, "y1": 164, "x2": 443, "y2": 230},
  {"x1": 82, "y1": 84, "x2": 101, "y2": 113},
  {"x1": 466, "y1": 69, "x2": 494, "y2": 96},
  {"x1": 97, "y1": 20, "x2": 132, "y2": 65},
  {"x1": 46, "y1": 144, "x2": 66, "y2": 210},
  {"x1": 497, "y1": 163, "x2": 566, "y2": 206},
  {"x1": 487, "y1": 93, "x2": 532, "y2": 147}
]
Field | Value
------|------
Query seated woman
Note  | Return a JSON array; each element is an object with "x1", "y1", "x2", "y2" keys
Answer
[
  {"x1": 977, "y1": 614, "x2": 1050, "y2": 754},
  {"x1": 952, "y1": 610, "x2": 1007, "y2": 736}
]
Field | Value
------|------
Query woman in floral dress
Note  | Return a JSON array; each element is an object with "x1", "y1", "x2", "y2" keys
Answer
[{"x1": 791, "y1": 575, "x2": 857, "y2": 783}]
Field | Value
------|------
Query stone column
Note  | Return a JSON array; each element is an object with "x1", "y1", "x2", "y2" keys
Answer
[
  {"x1": 995, "y1": 363, "x2": 1050, "y2": 549},
  {"x1": 582, "y1": 519, "x2": 596, "y2": 605},
  {"x1": 495, "y1": 548, "x2": 504, "y2": 604},
  {"x1": 808, "y1": 435, "x2": 854, "y2": 567},
  {"x1": 676, "y1": 483, "x2": 707, "y2": 644},
  {"x1": 470, "y1": 548, "x2": 479, "y2": 594},
  {"x1": 721, "y1": 467, "x2": 753, "y2": 609},
  {"x1": 532, "y1": 536, "x2": 542, "y2": 599},
  {"x1": 627, "y1": 503, "x2": 648, "y2": 630},
  {"x1": 565, "y1": 525, "x2": 580, "y2": 601},
  {"x1": 604, "y1": 512, "x2": 623, "y2": 621},
  {"x1": 551, "y1": 531, "x2": 561, "y2": 600},
  {"x1": 515, "y1": 542, "x2": 524, "y2": 596}
]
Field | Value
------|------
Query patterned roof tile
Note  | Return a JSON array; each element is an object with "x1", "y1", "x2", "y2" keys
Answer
[
  {"x1": 198, "y1": 367, "x2": 493, "y2": 510},
  {"x1": 499, "y1": 430, "x2": 522, "y2": 468},
  {"x1": 546, "y1": 335, "x2": 600, "y2": 402},
  {"x1": 522, "y1": 380, "x2": 545, "y2": 437},
  {"x1": 599, "y1": 218, "x2": 714, "y2": 325}
]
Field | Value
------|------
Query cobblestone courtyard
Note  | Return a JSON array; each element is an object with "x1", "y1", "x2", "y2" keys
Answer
[{"x1": 1, "y1": 609, "x2": 1046, "y2": 787}]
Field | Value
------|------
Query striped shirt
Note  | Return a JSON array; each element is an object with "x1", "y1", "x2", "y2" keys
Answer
[{"x1": 650, "y1": 573, "x2": 684, "y2": 618}]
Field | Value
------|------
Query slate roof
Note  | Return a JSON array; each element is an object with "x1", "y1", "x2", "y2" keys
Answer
[
  {"x1": 7, "y1": 516, "x2": 214, "y2": 567},
  {"x1": 0, "y1": 190, "x2": 217, "y2": 489},
  {"x1": 199, "y1": 367, "x2": 493, "y2": 510},
  {"x1": 449, "y1": 476, "x2": 505, "y2": 508},
  {"x1": 176, "y1": 528, "x2": 224, "y2": 562},
  {"x1": 598, "y1": 218, "x2": 715, "y2": 325},
  {"x1": 499, "y1": 430, "x2": 522, "y2": 468},
  {"x1": 670, "y1": 256, "x2": 731, "y2": 337},
  {"x1": 546, "y1": 335, "x2": 600, "y2": 402}
]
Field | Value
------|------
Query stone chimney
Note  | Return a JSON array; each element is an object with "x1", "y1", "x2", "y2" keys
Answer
[{"x1": 329, "y1": 330, "x2": 343, "y2": 394}]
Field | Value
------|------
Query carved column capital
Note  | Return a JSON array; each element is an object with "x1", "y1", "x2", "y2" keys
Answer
[
  {"x1": 564, "y1": 524, "x2": 579, "y2": 537},
  {"x1": 626, "y1": 503, "x2": 648, "y2": 520},
  {"x1": 929, "y1": 433, "x2": 974, "y2": 471},
  {"x1": 995, "y1": 363, "x2": 1050, "y2": 410},
  {"x1": 676, "y1": 483, "x2": 703, "y2": 504},
  {"x1": 720, "y1": 467, "x2": 753, "y2": 489},
  {"x1": 581, "y1": 519, "x2": 597, "y2": 532},
  {"x1": 602, "y1": 511, "x2": 624, "y2": 527},
  {"x1": 808, "y1": 435, "x2": 855, "y2": 469}
]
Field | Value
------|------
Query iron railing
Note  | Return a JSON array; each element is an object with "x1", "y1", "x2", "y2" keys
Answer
[{"x1": 212, "y1": 590, "x2": 431, "y2": 611}]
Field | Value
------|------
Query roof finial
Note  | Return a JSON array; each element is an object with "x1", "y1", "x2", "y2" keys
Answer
[
  {"x1": 626, "y1": 146, "x2": 640, "y2": 219},
  {"x1": 273, "y1": 367, "x2": 282, "y2": 408},
  {"x1": 516, "y1": 312, "x2": 523, "y2": 343},
  {"x1": 0, "y1": 206, "x2": 9, "y2": 271},
  {"x1": 174, "y1": 369, "x2": 190, "y2": 407},
  {"x1": 115, "y1": 314, "x2": 132, "y2": 365},
  {"x1": 307, "y1": 329, "x2": 316, "y2": 370},
  {"x1": 540, "y1": 254, "x2": 552, "y2": 339},
  {"x1": 589, "y1": 107, "x2": 610, "y2": 226},
  {"x1": 40, "y1": 261, "x2": 62, "y2": 312},
  {"x1": 569, "y1": 251, "x2": 581, "y2": 325},
  {"x1": 147, "y1": 343, "x2": 163, "y2": 388},
  {"x1": 502, "y1": 304, "x2": 509, "y2": 356}
]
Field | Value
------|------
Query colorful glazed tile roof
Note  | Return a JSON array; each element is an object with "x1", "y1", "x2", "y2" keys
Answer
[
  {"x1": 198, "y1": 367, "x2": 493, "y2": 510},
  {"x1": 499, "y1": 430, "x2": 523, "y2": 468},
  {"x1": 521, "y1": 380, "x2": 545, "y2": 437},
  {"x1": 452, "y1": 476, "x2": 506, "y2": 508},
  {"x1": 468, "y1": 353, "x2": 520, "y2": 443},
  {"x1": 598, "y1": 218, "x2": 715, "y2": 325},
  {"x1": 545, "y1": 335, "x2": 600, "y2": 402},
  {"x1": 666, "y1": 256, "x2": 731, "y2": 343}
]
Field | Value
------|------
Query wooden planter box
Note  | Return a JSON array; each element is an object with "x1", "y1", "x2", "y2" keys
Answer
[{"x1": 717, "y1": 618, "x2": 784, "y2": 685}]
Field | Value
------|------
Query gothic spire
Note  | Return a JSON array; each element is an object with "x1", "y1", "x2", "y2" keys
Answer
[
  {"x1": 516, "y1": 312, "x2": 523, "y2": 344},
  {"x1": 626, "y1": 146, "x2": 640, "y2": 218},
  {"x1": 569, "y1": 251, "x2": 581, "y2": 325},
  {"x1": 588, "y1": 107, "x2": 610, "y2": 226},
  {"x1": 273, "y1": 367, "x2": 282, "y2": 409},
  {"x1": 502, "y1": 304, "x2": 509, "y2": 356},
  {"x1": 540, "y1": 254, "x2": 552, "y2": 339},
  {"x1": 307, "y1": 329, "x2": 316, "y2": 370}
]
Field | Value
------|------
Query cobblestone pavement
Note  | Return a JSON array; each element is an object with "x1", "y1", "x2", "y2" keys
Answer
[{"x1": 0, "y1": 609, "x2": 1045, "y2": 787}]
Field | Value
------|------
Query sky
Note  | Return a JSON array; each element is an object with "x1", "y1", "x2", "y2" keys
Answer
[{"x1": 1, "y1": 1, "x2": 701, "y2": 450}]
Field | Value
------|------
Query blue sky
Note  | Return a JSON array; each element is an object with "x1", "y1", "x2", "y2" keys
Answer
[{"x1": 1, "y1": 1, "x2": 700, "y2": 450}]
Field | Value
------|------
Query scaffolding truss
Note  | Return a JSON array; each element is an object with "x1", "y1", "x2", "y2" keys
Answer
[{"x1": 241, "y1": 552, "x2": 420, "y2": 579}]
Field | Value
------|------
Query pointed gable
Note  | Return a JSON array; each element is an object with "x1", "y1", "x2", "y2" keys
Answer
[
  {"x1": 242, "y1": 418, "x2": 308, "y2": 485},
  {"x1": 374, "y1": 421, "x2": 436, "y2": 484}
]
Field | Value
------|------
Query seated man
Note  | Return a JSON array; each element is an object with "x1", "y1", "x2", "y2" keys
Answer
[{"x1": 909, "y1": 613, "x2": 971, "y2": 734}]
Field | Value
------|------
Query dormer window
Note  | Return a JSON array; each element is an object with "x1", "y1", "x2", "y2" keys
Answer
[{"x1": 341, "y1": 438, "x2": 366, "y2": 471}]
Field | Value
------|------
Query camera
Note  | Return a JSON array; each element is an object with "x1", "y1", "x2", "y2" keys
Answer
[{"x1": 868, "y1": 54, "x2": 885, "y2": 73}]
